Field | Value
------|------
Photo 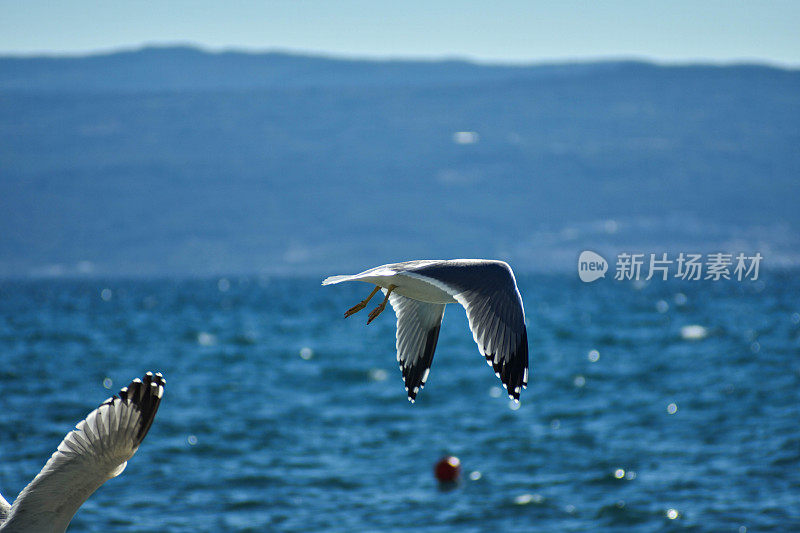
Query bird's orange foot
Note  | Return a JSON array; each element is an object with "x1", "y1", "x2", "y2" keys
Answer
[
  {"x1": 344, "y1": 286, "x2": 381, "y2": 318},
  {"x1": 344, "y1": 301, "x2": 367, "y2": 318},
  {"x1": 367, "y1": 303, "x2": 386, "y2": 324},
  {"x1": 366, "y1": 284, "x2": 396, "y2": 324}
]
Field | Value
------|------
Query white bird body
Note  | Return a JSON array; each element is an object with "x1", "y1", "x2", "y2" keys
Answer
[
  {"x1": 0, "y1": 372, "x2": 165, "y2": 533},
  {"x1": 324, "y1": 259, "x2": 529, "y2": 402},
  {"x1": 325, "y1": 260, "x2": 461, "y2": 304}
]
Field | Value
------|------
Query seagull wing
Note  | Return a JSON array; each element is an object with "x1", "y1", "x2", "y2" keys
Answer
[
  {"x1": 0, "y1": 494, "x2": 9, "y2": 524},
  {"x1": 387, "y1": 292, "x2": 446, "y2": 403},
  {"x1": 0, "y1": 372, "x2": 165, "y2": 533},
  {"x1": 403, "y1": 260, "x2": 529, "y2": 400}
]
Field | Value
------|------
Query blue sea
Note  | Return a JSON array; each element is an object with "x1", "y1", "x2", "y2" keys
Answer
[{"x1": 0, "y1": 273, "x2": 798, "y2": 532}]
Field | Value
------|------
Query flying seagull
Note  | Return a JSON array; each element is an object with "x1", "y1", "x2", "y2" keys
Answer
[
  {"x1": 0, "y1": 371, "x2": 165, "y2": 533},
  {"x1": 323, "y1": 259, "x2": 528, "y2": 402}
]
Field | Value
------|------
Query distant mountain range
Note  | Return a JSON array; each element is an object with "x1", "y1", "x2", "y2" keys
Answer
[{"x1": 0, "y1": 47, "x2": 798, "y2": 277}]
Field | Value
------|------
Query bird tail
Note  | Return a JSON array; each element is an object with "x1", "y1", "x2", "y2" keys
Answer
[{"x1": 322, "y1": 275, "x2": 351, "y2": 285}]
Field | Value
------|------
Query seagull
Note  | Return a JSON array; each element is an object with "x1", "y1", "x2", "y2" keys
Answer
[
  {"x1": 0, "y1": 371, "x2": 165, "y2": 533},
  {"x1": 323, "y1": 259, "x2": 528, "y2": 403}
]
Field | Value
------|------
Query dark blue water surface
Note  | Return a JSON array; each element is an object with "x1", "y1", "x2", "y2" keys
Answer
[{"x1": 0, "y1": 273, "x2": 798, "y2": 532}]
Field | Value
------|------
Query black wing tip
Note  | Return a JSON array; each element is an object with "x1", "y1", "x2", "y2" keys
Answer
[
  {"x1": 116, "y1": 371, "x2": 165, "y2": 445},
  {"x1": 403, "y1": 379, "x2": 422, "y2": 404},
  {"x1": 398, "y1": 323, "x2": 440, "y2": 405},
  {"x1": 402, "y1": 363, "x2": 430, "y2": 404},
  {"x1": 487, "y1": 327, "x2": 529, "y2": 402}
]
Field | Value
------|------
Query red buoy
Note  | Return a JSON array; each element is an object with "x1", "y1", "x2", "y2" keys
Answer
[{"x1": 434, "y1": 456, "x2": 461, "y2": 483}]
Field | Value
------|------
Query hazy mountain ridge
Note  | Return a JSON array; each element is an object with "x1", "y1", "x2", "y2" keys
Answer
[
  {"x1": 0, "y1": 47, "x2": 798, "y2": 277},
  {"x1": 1, "y1": 46, "x2": 793, "y2": 93}
]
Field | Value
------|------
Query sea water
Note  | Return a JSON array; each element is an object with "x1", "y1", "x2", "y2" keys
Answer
[{"x1": 0, "y1": 273, "x2": 798, "y2": 531}]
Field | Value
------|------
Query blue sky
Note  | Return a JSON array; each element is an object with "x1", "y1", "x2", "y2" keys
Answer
[{"x1": 1, "y1": 1, "x2": 798, "y2": 65}]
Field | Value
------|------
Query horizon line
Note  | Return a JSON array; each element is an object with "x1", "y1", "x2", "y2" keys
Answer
[{"x1": 1, "y1": 42, "x2": 798, "y2": 71}]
